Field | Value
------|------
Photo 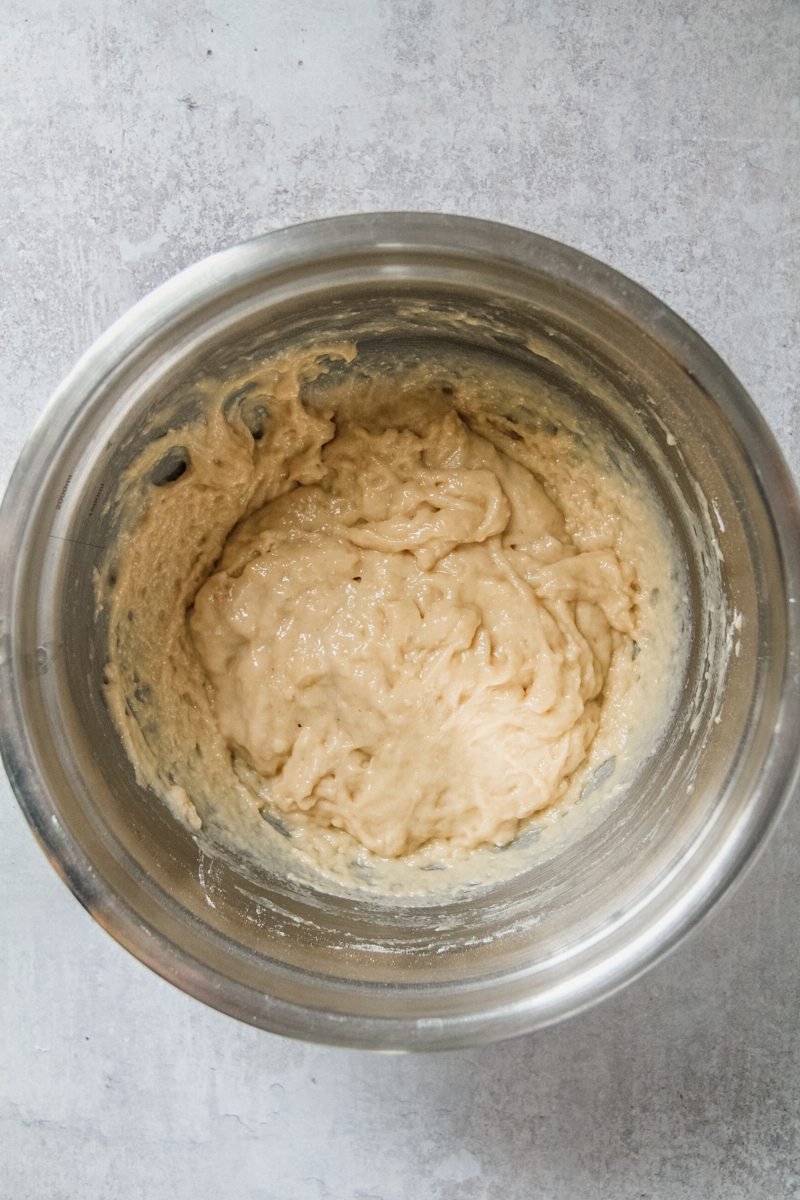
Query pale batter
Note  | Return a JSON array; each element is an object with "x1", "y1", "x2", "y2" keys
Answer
[{"x1": 102, "y1": 342, "x2": 683, "y2": 889}]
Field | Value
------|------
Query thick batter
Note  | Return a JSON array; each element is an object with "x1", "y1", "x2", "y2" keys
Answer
[{"x1": 102, "y1": 343, "x2": 682, "y2": 887}]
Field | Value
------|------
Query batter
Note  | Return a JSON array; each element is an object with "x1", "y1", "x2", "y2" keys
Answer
[{"x1": 102, "y1": 342, "x2": 683, "y2": 888}]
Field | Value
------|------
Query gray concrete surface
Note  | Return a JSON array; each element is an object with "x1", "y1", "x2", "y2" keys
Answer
[{"x1": 1, "y1": 2, "x2": 799, "y2": 1197}]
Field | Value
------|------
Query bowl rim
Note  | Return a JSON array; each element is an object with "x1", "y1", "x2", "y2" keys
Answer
[{"x1": 2, "y1": 212, "x2": 799, "y2": 1049}]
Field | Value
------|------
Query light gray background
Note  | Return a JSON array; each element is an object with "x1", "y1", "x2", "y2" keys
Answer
[{"x1": 1, "y1": 2, "x2": 798, "y2": 1197}]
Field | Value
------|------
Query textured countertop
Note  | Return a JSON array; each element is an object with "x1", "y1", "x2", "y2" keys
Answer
[{"x1": 2, "y1": 3, "x2": 798, "y2": 1197}]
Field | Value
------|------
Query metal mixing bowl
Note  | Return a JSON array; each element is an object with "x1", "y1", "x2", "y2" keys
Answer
[{"x1": 2, "y1": 214, "x2": 799, "y2": 1049}]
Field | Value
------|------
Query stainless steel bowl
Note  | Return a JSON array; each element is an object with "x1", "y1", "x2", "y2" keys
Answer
[{"x1": 2, "y1": 214, "x2": 799, "y2": 1049}]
